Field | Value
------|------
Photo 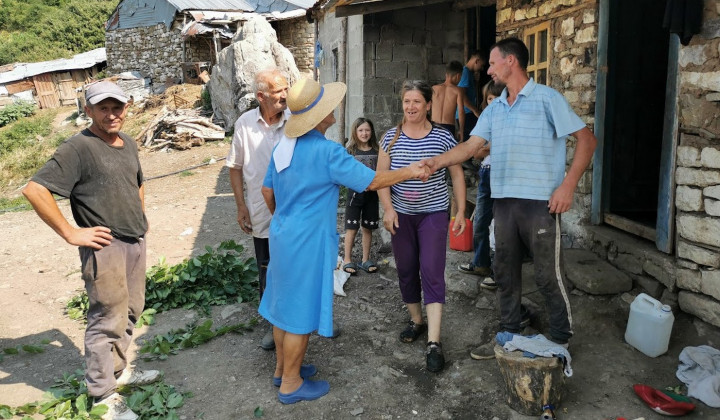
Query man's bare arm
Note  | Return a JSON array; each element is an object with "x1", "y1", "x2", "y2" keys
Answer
[
  {"x1": 22, "y1": 181, "x2": 112, "y2": 250},
  {"x1": 548, "y1": 127, "x2": 598, "y2": 214},
  {"x1": 229, "y1": 167, "x2": 252, "y2": 233},
  {"x1": 456, "y1": 89, "x2": 466, "y2": 141},
  {"x1": 422, "y1": 135, "x2": 487, "y2": 176},
  {"x1": 459, "y1": 87, "x2": 480, "y2": 117}
]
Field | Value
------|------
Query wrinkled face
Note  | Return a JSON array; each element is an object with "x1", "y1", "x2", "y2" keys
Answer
[
  {"x1": 316, "y1": 111, "x2": 336, "y2": 134},
  {"x1": 356, "y1": 122, "x2": 372, "y2": 144},
  {"x1": 402, "y1": 90, "x2": 430, "y2": 123},
  {"x1": 85, "y1": 98, "x2": 128, "y2": 136},
  {"x1": 488, "y1": 47, "x2": 511, "y2": 84},
  {"x1": 258, "y1": 75, "x2": 289, "y2": 114}
]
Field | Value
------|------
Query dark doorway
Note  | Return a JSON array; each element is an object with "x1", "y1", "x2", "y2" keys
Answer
[
  {"x1": 602, "y1": 0, "x2": 669, "y2": 236},
  {"x1": 466, "y1": 4, "x2": 497, "y2": 102}
]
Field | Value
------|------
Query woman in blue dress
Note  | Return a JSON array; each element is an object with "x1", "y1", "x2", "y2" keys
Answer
[{"x1": 260, "y1": 78, "x2": 428, "y2": 404}]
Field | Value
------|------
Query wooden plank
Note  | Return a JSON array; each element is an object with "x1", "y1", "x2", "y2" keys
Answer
[
  {"x1": 54, "y1": 71, "x2": 76, "y2": 106},
  {"x1": 591, "y1": 0, "x2": 610, "y2": 225},
  {"x1": 335, "y1": 0, "x2": 452, "y2": 17},
  {"x1": 604, "y1": 213, "x2": 656, "y2": 242},
  {"x1": 453, "y1": 0, "x2": 497, "y2": 10},
  {"x1": 33, "y1": 73, "x2": 60, "y2": 109},
  {"x1": 655, "y1": 34, "x2": 681, "y2": 254},
  {"x1": 4, "y1": 79, "x2": 34, "y2": 95}
]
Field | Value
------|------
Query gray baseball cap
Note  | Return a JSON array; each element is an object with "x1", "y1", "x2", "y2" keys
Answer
[{"x1": 85, "y1": 81, "x2": 128, "y2": 105}]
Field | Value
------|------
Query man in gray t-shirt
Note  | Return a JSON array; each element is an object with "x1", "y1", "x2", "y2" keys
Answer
[{"x1": 23, "y1": 81, "x2": 159, "y2": 420}]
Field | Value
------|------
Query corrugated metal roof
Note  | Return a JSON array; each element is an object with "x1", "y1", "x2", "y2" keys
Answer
[
  {"x1": 0, "y1": 48, "x2": 106, "y2": 85},
  {"x1": 166, "y1": 0, "x2": 310, "y2": 12},
  {"x1": 108, "y1": 0, "x2": 311, "y2": 30}
]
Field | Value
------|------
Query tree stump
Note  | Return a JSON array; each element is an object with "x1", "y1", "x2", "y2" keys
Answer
[{"x1": 494, "y1": 344, "x2": 565, "y2": 415}]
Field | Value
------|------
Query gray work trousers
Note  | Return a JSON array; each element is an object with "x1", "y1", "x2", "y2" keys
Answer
[
  {"x1": 80, "y1": 237, "x2": 146, "y2": 398},
  {"x1": 493, "y1": 198, "x2": 573, "y2": 343}
]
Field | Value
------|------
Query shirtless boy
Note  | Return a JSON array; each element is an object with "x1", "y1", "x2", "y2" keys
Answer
[{"x1": 431, "y1": 61, "x2": 465, "y2": 140}]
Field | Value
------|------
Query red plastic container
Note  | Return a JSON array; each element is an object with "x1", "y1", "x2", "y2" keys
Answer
[{"x1": 449, "y1": 217, "x2": 473, "y2": 251}]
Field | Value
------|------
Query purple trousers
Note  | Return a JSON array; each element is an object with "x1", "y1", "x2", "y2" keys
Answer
[{"x1": 391, "y1": 211, "x2": 449, "y2": 305}]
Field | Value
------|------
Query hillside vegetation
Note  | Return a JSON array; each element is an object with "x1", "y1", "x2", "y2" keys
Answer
[{"x1": 0, "y1": 0, "x2": 116, "y2": 65}]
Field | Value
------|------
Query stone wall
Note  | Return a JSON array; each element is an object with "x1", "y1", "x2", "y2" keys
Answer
[
  {"x1": 106, "y1": 22, "x2": 184, "y2": 85},
  {"x1": 496, "y1": 0, "x2": 598, "y2": 224},
  {"x1": 107, "y1": 17, "x2": 314, "y2": 88},
  {"x1": 276, "y1": 17, "x2": 315, "y2": 76},
  {"x1": 672, "y1": 0, "x2": 720, "y2": 326}
]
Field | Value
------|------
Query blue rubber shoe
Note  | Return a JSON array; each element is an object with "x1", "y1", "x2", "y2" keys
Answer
[
  {"x1": 272, "y1": 364, "x2": 318, "y2": 387},
  {"x1": 278, "y1": 379, "x2": 330, "y2": 404}
]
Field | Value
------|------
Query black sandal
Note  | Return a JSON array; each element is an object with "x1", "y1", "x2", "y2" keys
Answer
[{"x1": 399, "y1": 320, "x2": 427, "y2": 343}]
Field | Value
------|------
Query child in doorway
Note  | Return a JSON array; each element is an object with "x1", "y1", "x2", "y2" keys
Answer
[
  {"x1": 343, "y1": 117, "x2": 380, "y2": 275},
  {"x1": 458, "y1": 80, "x2": 505, "y2": 290}
]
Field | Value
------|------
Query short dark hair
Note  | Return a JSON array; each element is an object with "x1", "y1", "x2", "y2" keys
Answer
[
  {"x1": 446, "y1": 60, "x2": 463, "y2": 76},
  {"x1": 491, "y1": 38, "x2": 529, "y2": 70},
  {"x1": 469, "y1": 50, "x2": 485, "y2": 61}
]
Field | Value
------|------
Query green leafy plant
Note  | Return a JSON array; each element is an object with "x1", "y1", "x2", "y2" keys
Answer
[
  {"x1": 65, "y1": 240, "x2": 258, "y2": 322},
  {"x1": 138, "y1": 319, "x2": 256, "y2": 361},
  {"x1": 144, "y1": 240, "x2": 258, "y2": 315},
  {"x1": 135, "y1": 308, "x2": 157, "y2": 328},
  {"x1": 123, "y1": 381, "x2": 190, "y2": 420},
  {"x1": 200, "y1": 87, "x2": 212, "y2": 112},
  {"x1": 0, "y1": 369, "x2": 106, "y2": 419},
  {"x1": 0, "y1": 370, "x2": 189, "y2": 420},
  {"x1": 0, "y1": 0, "x2": 116, "y2": 65},
  {"x1": 179, "y1": 170, "x2": 194, "y2": 177},
  {"x1": 65, "y1": 293, "x2": 89, "y2": 322},
  {"x1": 0, "y1": 196, "x2": 31, "y2": 213},
  {"x1": 0, "y1": 101, "x2": 36, "y2": 127},
  {"x1": 0, "y1": 339, "x2": 51, "y2": 363},
  {"x1": 0, "y1": 110, "x2": 53, "y2": 158}
]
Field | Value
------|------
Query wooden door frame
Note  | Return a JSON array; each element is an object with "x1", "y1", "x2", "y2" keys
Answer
[{"x1": 591, "y1": 0, "x2": 680, "y2": 253}]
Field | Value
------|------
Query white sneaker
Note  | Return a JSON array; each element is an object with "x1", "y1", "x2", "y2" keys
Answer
[
  {"x1": 116, "y1": 368, "x2": 161, "y2": 386},
  {"x1": 93, "y1": 393, "x2": 138, "y2": 420}
]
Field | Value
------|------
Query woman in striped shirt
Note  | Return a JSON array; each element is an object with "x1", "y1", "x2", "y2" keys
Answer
[{"x1": 378, "y1": 80, "x2": 467, "y2": 373}]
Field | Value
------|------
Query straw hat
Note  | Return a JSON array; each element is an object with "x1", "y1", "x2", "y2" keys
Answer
[{"x1": 285, "y1": 78, "x2": 346, "y2": 138}]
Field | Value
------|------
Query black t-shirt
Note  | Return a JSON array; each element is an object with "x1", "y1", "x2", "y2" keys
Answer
[
  {"x1": 352, "y1": 148, "x2": 378, "y2": 171},
  {"x1": 346, "y1": 148, "x2": 378, "y2": 198},
  {"x1": 32, "y1": 129, "x2": 147, "y2": 239}
]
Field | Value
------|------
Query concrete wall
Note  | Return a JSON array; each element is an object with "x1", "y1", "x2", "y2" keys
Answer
[
  {"x1": 317, "y1": 10, "x2": 345, "y2": 143},
  {"x1": 672, "y1": 0, "x2": 720, "y2": 326},
  {"x1": 360, "y1": 5, "x2": 466, "y2": 136}
]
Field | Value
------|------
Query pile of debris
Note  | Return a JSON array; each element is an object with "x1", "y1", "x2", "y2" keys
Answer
[{"x1": 136, "y1": 106, "x2": 226, "y2": 150}]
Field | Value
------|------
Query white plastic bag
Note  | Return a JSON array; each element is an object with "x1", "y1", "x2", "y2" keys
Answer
[{"x1": 333, "y1": 256, "x2": 350, "y2": 296}]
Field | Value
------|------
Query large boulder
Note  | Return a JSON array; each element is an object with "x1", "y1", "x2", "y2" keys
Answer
[{"x1": 208, "y1": 15, "x2": 300, "y2": 129}]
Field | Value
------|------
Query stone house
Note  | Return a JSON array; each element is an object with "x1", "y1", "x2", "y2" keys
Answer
[
  {"x1": 105, "y1": 0, "x2": 315, "y2": 89},
  {"x1": 311, "y1": 0, "x2": 720, "y2": 328}
]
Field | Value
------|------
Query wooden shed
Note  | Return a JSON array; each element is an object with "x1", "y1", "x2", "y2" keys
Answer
[{"x1": 0, "y1": 48, "x2": 107, "y2": 109}]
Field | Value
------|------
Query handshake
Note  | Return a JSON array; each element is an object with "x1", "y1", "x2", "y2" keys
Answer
[{"x1": 407, "y1": 158, "x2": 439, "y2": 182}]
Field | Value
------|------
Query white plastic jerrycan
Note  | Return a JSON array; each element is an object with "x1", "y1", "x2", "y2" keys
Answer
[{"x1": 624, "y1": 293, "x2": 674, "y2": 357}]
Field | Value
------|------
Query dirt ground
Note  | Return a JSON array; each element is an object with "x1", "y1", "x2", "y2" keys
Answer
[{"x1": 2, "y1": 137, "x2": 720, "y2": 420}]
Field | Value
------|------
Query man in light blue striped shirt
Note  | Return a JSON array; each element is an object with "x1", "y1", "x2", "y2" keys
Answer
[{"x1": 424, "y1": 38, "x2": 597, "y2": 357}]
